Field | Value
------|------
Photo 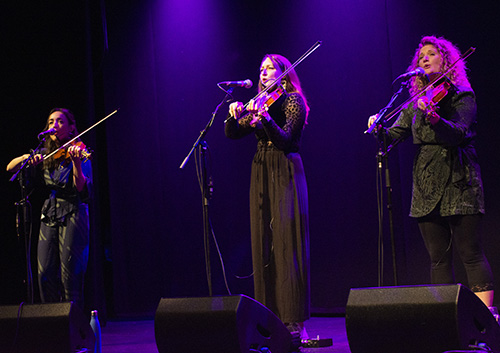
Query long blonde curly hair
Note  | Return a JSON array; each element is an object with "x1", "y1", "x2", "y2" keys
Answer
[{"x1": 408, "y1": 36, "x2": 471, "y2": 95}]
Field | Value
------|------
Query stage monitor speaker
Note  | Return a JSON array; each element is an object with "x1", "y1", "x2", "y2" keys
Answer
[
  {"x1": 0, "y1": 302, "x2": 95, "y2": 353},
  {"x1": 154, "y1": 294, "x2": 292, "y2": 353},
  {"x1": 346, "y1": 284, "x2": 500, "y2": 353}
]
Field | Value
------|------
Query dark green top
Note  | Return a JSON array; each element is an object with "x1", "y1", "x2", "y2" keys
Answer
[{"x1": 384, "y1": 84, "x2": 484, "y2": 218}]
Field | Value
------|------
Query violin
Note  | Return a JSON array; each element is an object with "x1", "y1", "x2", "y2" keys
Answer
[
  {"x1": 366, "y1": 47, "x2": 475, "y2": 134},
  {"x1": 46, "y1": 140, "x2": 93, "y2": 165},
  {"x1": 224, "y1": 41, "x2": 322, "y2": 124},
  {"x1": 426, "y1": 76, "x2": 451, "y2": 104},
  {"x1": 9, "y1": 110, "x2": 118, "y2": 183},
  {"x1": 41, "y1": 109, "x2": 119, "y2": 164},
  {"x1": 262, "y1": 85, "x2": 286, "y2": 108},
  {"x1": 419, "y1": 75, "x2": 451, "y2": 123},
  {"x1": 245, "y1": 84, "x2": 286, "y2": 120}
]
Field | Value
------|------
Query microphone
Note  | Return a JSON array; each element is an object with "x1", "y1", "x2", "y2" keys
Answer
[
  {"x1": 37, "y1": 128, "x2": 56, "y2": 140},
  {"x1": 396, "y1": 67, "x2": 426, "y2": 80},
  {"x1": 218, "y1": 79, "x2": 253, "y2": 89}
]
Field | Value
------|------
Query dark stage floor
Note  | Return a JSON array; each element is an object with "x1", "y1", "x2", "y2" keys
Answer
[{"x1": 101, "y1": 316, "x2": 351, "y2": 352}]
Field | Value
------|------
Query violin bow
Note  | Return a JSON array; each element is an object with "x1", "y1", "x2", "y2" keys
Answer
[
  {"x1": 43, "y1": 109, "x2": 119, "y2": 160},
  {"x1": 366, "y1": 47, "x2": 476, "y2": 134},
  {"x1": 244, "y1": 40, "x2": 322, "y2": 108}
]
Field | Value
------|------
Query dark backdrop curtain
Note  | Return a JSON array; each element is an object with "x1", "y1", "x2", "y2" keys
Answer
[
  {"x1": 0, "y1": 0, "x2": 107, "y2": 318},
  {"x1": 1, "y1": 0, "x2": 499, "y2": 319},
  {"x1": 100, "y1": 0, "x2": 500, "y2": 317}
]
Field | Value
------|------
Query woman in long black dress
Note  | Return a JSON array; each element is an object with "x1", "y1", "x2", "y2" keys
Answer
[{"x1": 225, "y1": 54, "x2": 310, "y2": 339}]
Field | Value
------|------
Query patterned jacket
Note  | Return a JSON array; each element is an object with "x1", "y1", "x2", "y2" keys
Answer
[{"x1": 384, "y1": 84, "x2": 484, "y2": 218}]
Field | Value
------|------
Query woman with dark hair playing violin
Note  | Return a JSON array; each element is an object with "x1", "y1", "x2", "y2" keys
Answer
[
  {"x1": 7, "y1": 108, "x2": 92, "y2": 310},
  {"x1": 225, "y1": 54, "x2": 311, "y2": 339},
  {"x1": 368, "y1": 36, "x2": 495, "y2": 309}
]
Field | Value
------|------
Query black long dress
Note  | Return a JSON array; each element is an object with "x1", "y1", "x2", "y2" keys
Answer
[{"x1": 225, "y1": 92, "x2": 310, "y2": 323}]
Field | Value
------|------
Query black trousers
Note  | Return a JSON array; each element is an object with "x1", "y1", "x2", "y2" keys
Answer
[
  {"x1": 417, "y1": 213, "x2": 493, "y2": 292},
  {"x1": 38, "y1": 205, "x2": 89, "y2": 309}
]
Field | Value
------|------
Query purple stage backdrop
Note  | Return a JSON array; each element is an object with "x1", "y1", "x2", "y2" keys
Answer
[{"x1": 1, "y1": 0, "x2": 499, "y2": 319}]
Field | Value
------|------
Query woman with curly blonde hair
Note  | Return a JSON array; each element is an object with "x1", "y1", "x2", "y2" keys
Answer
[
  {"x1": 408, "y1": 36, "x2": 471, "y2": 95},
  {"x1": 368, "y1": 36, "x2": 494, "y2": 309}
]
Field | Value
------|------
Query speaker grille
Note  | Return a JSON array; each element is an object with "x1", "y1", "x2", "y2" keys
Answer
[
  {"x1": 154, "y1": 295, "x2": 292, "y2": 353},
  {"x1": 346, "y1": 284, "x2": 500, "y2": 353},
  {"x1": 0, "y1": 302, "x2": 95, "y2": 353}
]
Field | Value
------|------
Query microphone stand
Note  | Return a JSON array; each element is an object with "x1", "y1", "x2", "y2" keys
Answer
[
  {"x1": 367, "y1": 80, "x2": 409, "y2": 287},
  {"x1": 179, "y1": 87, "x2": 234, "y2": 296},
  {"x1": 8, "y1": 110, "x2": 117, "y2": 304},
  {"x1": 10, "y1": 139, "x2": 46, "y2": 304}
]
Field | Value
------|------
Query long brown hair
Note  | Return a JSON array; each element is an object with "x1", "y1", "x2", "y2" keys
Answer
[
  {"x1": 408, "y1": 36, "x2": 471, "y2": 95},
  {"x1": 258, "y1": 54, "x2": 310, "y2": 120},
  {"x1": 42, "y1": 108, "x2": 79, "y2": 170}
]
